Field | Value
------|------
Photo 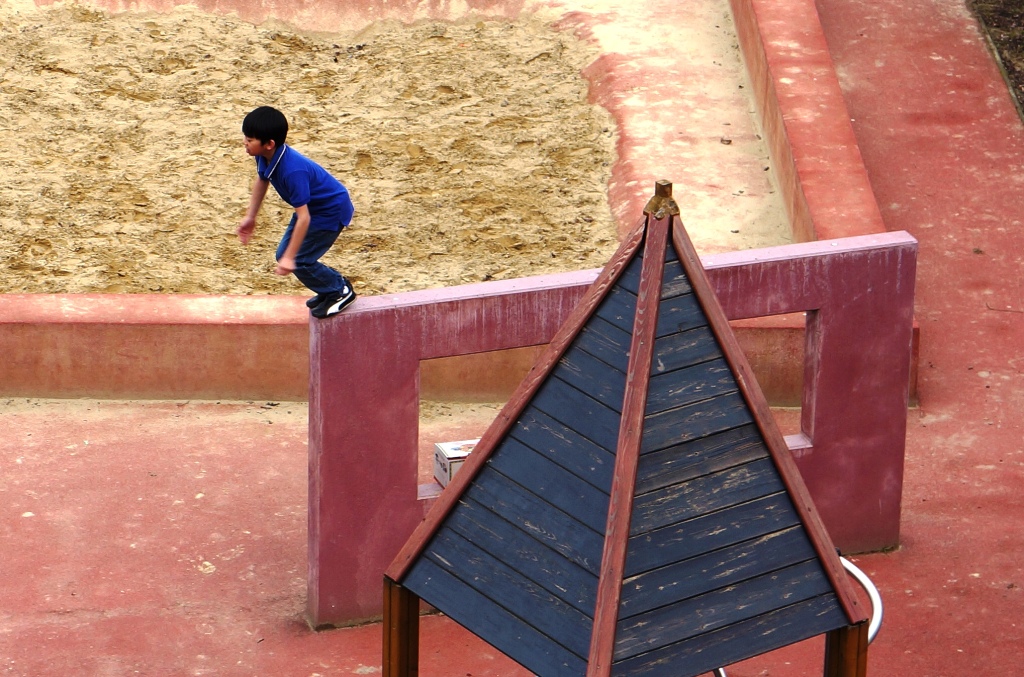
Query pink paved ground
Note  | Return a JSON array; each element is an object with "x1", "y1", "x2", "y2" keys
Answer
[{"x1": 3, "y1": 0, "x2": 1024, "y2": 675}]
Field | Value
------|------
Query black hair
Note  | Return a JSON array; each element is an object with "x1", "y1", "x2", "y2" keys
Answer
[{"x1": 242, "y1": 106, "x2": 288, "y2": 147}]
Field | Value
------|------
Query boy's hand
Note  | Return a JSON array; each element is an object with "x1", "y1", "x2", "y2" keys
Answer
[
  {"x1": 275, "y1": 256, "x2": 296, "y2": 276},
  {"x1": 237, "y1": 217, "x2": 256, "y2": 244}
]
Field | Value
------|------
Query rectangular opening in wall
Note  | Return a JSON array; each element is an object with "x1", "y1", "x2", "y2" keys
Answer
[
  {"x1": 417, "y1": 345, "x2": 546, "y2": 498},
  {"x1": 729, "y1": 311, "x2": 807, "y2": 438}
]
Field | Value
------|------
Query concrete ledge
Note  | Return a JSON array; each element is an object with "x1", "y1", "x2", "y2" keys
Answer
[
  {"x1": 0, "y1": 291, "x2": 916, "y2": 404},
  {"x1": 0, "y1": 294, "x2": 309, "y2": 400},
  {"x1": 731, "y1": 0, "x2": 888, "y2": 241}
]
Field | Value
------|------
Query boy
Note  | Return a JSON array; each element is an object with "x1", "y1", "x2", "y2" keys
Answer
[{"x1": 237, "y1": 106, "x2": 356, "y2": 318}]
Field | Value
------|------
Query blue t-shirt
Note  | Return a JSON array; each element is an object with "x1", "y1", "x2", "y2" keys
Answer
[{"x1": 256, "y1": 144, "x2": 354, "y2": 232}]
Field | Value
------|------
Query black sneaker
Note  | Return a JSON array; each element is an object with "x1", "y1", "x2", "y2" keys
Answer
[
  {"x1": 306, "y1": 293, "x2": 327, "y2": 308},
  {"x1": 311, "y1": 285, "x2": 356, "y2": 318}
]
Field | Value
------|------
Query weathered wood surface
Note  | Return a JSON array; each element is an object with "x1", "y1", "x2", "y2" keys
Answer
[
  {"x1": 618, "y1": 525, "x2": 816, "y2": 617},
  {"x1": 466, "y1": 468, "x2": 606, "y2": 572},
  {"x1": 588, "y1": 215, "x2": 670, "y2": 677},
  {"x1": 614, "y1": 559, "x2": 835, "y2": 660},
  {"x1": 611, "y1": 594, "x2": 848, "y2": 677},
  {"x1": 625, "y1": 492, "x2": 801, "y2": 576},
  {"x1": 445, "y1": 497, "x2": 598, "y2": 613},
  {"x1": 655, "y1": 292, "x2": 707, "y2": 337},
  {"x1": 532, "y1": 376, "x2": 623, "y2": 451},
  {"x1": 421, "y1": 528, "x2": 593, "y2": 658},
  {"x1": 404, "y1": 557, "x2": 586, "y2": 677},
  {"x1": 511, "y1": 408, "x2": 616, "y2": 491},
  {"x1": 595, "y1": 286, "x2": 640, "y2": 335},
  {"x1": 650, "y1": 325, "x2": 721, "y2": 374},
  {"x1": 630, "y1": 457, "x2": 785, "y2": 534},
  {"x1": 645, "y1": 357, "x2": 737, "y2": 413},
  {"x1": 635, "y1": 423, "x2": 767, "y2": 494},
  {"x1": 575, "y1": 317, "x2": 633, "y2": 371},
  {"x1": 661, "y1": 259, "x2": 694, "y2": 297},
  {"x1": 641, "y1": 390, "x2": 754, "y2": 452},
  {"x1": 487, "y1": 439, "x2": 611, "y2": 532},
  {"x1": 556, "y1": 347, "x2": 628, "y2": 412}
]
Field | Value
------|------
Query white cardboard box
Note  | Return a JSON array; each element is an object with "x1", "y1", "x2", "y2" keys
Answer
[{"x1": 433, "y1": 439, "x2": 480, "y2": 487}]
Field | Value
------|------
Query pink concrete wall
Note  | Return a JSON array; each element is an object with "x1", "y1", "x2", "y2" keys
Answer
[
  {"x1": 308, "y1": 231, "x2": 917, "y2": 626},
  {"x1": 419, "y1": 346, "x2": 546, "y2": 402},
  {"x1": 0, "y1": 294, "x2": 309, "y2": 400}
]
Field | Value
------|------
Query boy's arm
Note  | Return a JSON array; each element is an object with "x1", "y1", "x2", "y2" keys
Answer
[
  {"x1": 275, "y1": 204, "x2": 310, "y2": 275},
  {"x1": 237, "y1": 178, "x2": 270, "y2": 244}
]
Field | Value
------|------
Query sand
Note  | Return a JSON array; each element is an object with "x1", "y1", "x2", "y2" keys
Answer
[{"x1": 0, "y1": 2, "x2": 621, "y2": 295}]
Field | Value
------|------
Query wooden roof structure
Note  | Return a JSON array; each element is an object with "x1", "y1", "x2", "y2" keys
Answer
[{"x1": 384, "y1": 181, "x2": 870, "y2": 677}]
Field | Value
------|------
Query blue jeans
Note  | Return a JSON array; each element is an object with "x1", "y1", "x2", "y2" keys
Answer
[{"x1": 276, "y1": 217, "x2": 347, "y2": 295}]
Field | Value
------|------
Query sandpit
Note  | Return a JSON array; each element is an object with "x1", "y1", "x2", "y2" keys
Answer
[
  {"x1": 1, "y1": 2, "x2": 621, "y2": 295},
  {"x1": 0, "y1": 0, "x2": 791, "y2": 298}
]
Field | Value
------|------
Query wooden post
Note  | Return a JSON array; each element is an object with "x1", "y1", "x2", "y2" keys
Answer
[
  {"x1": 382, "y1": 576, "x2": 420, "y2": 677},
  {"x1": 823, "y1": 622, "x2": 869, "y2": 677}
]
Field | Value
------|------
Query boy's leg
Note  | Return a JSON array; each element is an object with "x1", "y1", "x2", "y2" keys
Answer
[
  {"x1": 277, "y1": 218, "x2": 330, "y2": 306},
  {"x1": 291, "y1": 228, "x2": 356, "y2": 317},
  {"x1": 276, "y1": 218, "x2": 323, "y2": 306},
  {"x1": 277, "y1": 220, "x2": 355, "y2": 317},
  {"x1": 285, "y1": 227, "x2": 347, "y2": 294}
]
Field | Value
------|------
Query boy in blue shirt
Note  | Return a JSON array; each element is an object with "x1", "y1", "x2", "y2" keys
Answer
[{"x1": 237, "y1": 106, "x2": 356, "y2": 318}]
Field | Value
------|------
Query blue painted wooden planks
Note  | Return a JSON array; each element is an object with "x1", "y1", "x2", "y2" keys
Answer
[
  {"x1": 419, "y1": 528, "x2": 593, "y2": 657},
  {"x1": 625, "y1": 492, "x2": 801, "y2": 576},
  {"x1": 465, "y1": 468, "x2": 605, "y2": 573},
  {"x1": 641, "y1": 390, "x2": 755, "y2": 453},
  {"x1": 511, "y1": 408, "x2": 616, "y2": 491},
  {"x1": 618, "y1": 526, "x2": 816, "y2": 618},
  {"x1": 650, "y1": 325, "x2": 721, "y2": 375},
  {"x1": 404, "y1": 557, "x2": 587, "y2": 677},
  {"x1": 646, "y1": 357, "x2": 738, "y2": 414},
  {"x1": 487, "y1": 437, "x2": 611, "y2": 533},
  {"x1": 611, "y1": 594, "x2": 848, "y2": 677},
  {"x1": 629, "y1": 457, "x2": 785, "y2": 534},
  {"x1": 613, "y1": 559, "x2": 836, "y2": 660}
]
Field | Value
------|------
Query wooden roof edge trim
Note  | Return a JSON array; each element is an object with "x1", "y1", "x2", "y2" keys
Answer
[
  {"x1": 385, "y1": 218, "x2": 649, "y2": 582},
  {"x1": 586, "y1": 214, "x2": 670, "y2": 677},
  {"x1": 669, "y1": 222, "x2": 869, "y2": 626}
]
